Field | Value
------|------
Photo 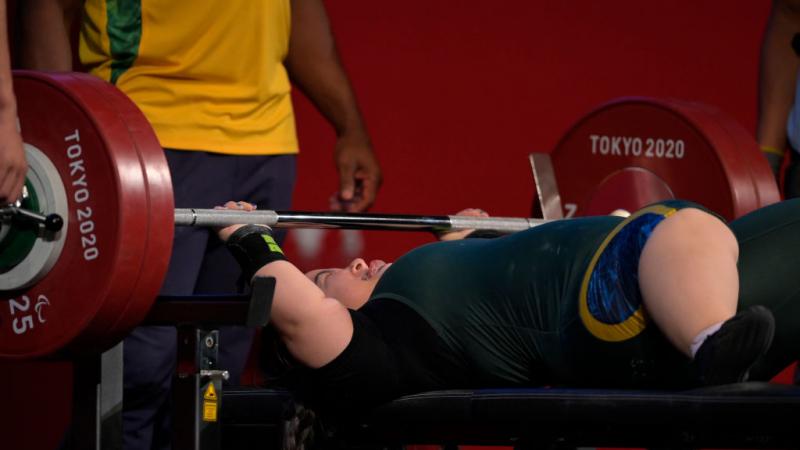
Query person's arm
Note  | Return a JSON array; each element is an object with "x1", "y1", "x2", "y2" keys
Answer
[
  {"x1": 216, "y1": 202, "x2": 352, "y2": 369},
  {"x1": 286, "y1": 0, "x2": 381, "y2": 213},
  {"x1": 757, "y1": 0, "x2": 800, "y2": 176},
  {"x1": 252, "y1": 259, "x2": 353, "y2": 368},
  {"x1": 17, "y1": 0, "x2": 81, "y2": 71},
  {"x1": 0, "y1": 0, "x2": 27, "y2": 204}
]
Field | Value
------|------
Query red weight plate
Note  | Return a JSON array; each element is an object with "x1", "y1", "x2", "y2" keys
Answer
[
  {"x1": 0, "y1": 72, "x2": 149, "y2": 358},
  {"x1": 58, "y1": 73, "x2": 174, "y2": 351},
  {"x1": 551, "y1": 98, "x2": 761, "y2": 221},
  {"x1": 688, "y1": 102, "x2": 781, "y2": 210},
  {"x1": 36, "y1": 74, "x2": 152, "y2": 354},
  {"x1": 659, "y1": 100, "x2": 760, "y2": 218}
]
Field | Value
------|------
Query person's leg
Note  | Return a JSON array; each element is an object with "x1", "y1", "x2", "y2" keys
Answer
[
  {"x1": 123, "y1": 150, "x2": 234, "y2": 450},
  {"x1": 638, "y1": 208, "x2": 739, "y2": 355},
  {"x1": 122, "y1": 327, "x2": 181, "y2": 450},
  {"x1": 638, "y1": 208, "x2": 774, "y2": 385},
  {"x1": 122, "y1": 230, "x2": 207, "y2": 450},
  {"x1": 778, "y1": 141, "x2": 800, "y2": 383},
  {"x1": 782, "y1": 150, "x2": 800, "y2": 199},
  {"x1": 732, "y1": 198, "x2": 800, "y2": 380}
]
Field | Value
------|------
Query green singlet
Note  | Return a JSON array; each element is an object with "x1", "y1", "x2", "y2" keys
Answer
[{"x1": 367, "y1": 200, "x2": 701, "y2": 389}]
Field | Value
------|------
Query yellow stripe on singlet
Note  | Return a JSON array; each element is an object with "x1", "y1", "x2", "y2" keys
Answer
[{"x1": 578, "y1": 204, "x2": 677, "y2": 342}]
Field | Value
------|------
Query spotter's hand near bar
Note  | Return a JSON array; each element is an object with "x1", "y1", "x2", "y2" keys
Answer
[{"x1": 330, "y1": 133, "x2": 382, "y2": 213}]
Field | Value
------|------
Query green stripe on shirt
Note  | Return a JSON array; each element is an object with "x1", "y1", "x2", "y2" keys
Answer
[{"x1": 106, "y1": 0, "x2": 142, "y2": 84}]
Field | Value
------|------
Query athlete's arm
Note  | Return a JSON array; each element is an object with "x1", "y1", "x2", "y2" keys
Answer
[{"x1": 216, "y1": 202, "x2": 353, "y2": 369}]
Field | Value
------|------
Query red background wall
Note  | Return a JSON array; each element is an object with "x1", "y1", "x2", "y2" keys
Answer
[
  {"x1": 1, "y1": 1, "x2": 776, "y2": 449},
  {"x1": 284, "y1": 0, "x2": 773, "y2": 269}
]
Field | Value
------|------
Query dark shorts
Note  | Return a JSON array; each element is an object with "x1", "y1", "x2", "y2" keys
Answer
[{"x1": 122, "y1": 151, "x2": 296, "y2": 449}]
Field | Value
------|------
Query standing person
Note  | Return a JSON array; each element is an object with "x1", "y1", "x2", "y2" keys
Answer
[
  {"x1": 754, "y1": 0, "x2": 800, "y2": 387},
  {"x1": 0, "y1": 0, "x2": 27, "y2": 205},
  {"x1": 18, "y1": 1, "x2": 382, "y2": 449},
  {"x1": 757, "y1": 0, "x2": 800, "y2": 196}
]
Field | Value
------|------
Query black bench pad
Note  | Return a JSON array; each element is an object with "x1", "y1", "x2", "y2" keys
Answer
[{"x1": 221, "y1": 382, "x2": 800, "y2": 448}]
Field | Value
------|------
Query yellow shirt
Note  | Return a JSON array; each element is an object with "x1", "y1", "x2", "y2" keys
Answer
[{"x1": 80, "y1": 0, "x2": 298, "y2": 155}]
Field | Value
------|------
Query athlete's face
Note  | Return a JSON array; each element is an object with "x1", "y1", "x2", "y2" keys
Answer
[{"x1": 305, "y1": 258, "x2": 392, "y2": 309}]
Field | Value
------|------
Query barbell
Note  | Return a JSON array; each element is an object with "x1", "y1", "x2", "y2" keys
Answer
[
  {"x1": 0, "y1": 71, "x2": 780, "y2": 359},
  {"x1": 4, "y1": 203, "x2": 546, "y2": 240}
]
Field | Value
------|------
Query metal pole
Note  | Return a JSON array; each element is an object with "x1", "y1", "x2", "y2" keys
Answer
[{"x1": 173, "y1": 209, "x2": 549, "y2": 233}]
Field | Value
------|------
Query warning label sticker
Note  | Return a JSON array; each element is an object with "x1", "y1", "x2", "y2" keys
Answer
[
  {"x1": 203, "y1": 383, "x2": 218, "y2": 422},
  {"x1": 204, "y1": 384, "x2": 217, "y2": 401}
]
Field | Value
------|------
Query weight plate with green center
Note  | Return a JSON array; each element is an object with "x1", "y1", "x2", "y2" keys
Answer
[{"x1": 0, "y1": 180, "x2": 41, "y2": 272}]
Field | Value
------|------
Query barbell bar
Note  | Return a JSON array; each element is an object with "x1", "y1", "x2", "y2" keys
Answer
[
  {"x1": 173, "y1": 208, "x2": 546, "y2": 232},
  {"x1": 2, "y1": 205, "x2": 546, "y2": 237}
]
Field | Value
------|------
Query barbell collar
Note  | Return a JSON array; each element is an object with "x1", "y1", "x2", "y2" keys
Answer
[
  {"x1": 0, "y1": 206, "x2": 64, "y2": 233},
  {"x1": 174, "y1": 208, "x2": 547, "y2": 233}
]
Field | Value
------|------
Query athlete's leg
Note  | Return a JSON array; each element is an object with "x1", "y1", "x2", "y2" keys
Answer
[
  {"x1": 638, "y1": 208, "x2": 739, "y2": 355},
  {"x1": 638, "y1": 208, "x2": 775, "y2": 385},
  {"x1": 732, "y1": 198, "x2": 800, "y2": 380}
]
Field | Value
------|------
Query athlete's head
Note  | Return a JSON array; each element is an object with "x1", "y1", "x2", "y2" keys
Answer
[{"x1": 305, "y1": 258, "x2": 392, "y2": 309}]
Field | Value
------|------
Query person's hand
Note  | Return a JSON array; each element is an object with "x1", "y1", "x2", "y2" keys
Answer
[
  {"x1": 329, "y1": 133, "x2": 382, "y2": 212},
  {"x1": 0, "y1": 114, "x2": 27, "y2": 205},
  {"x1": 437, "y1": 208, "x2": 489, "y2": 241},
  {"x1": 215, "y1": 201, "x2": 258, "y2": 242}
]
